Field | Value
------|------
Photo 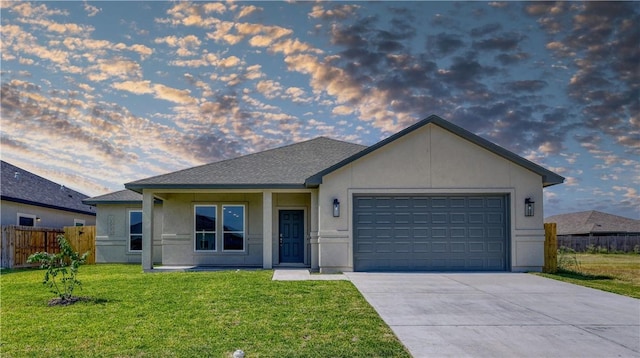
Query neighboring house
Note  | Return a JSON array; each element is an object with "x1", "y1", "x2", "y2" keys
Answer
[
  {"x1": 85, "y1": 115, "x2": 564, "y2": 272},
  {"x1": 545, "y1": 211, "x2": 640, "y2": 236},
  {"x1": 83, "y1": 190, "x2": 163, "y2": 263},
  {"x1": 1, "y1": 160, "x2": 96, "y2": 228}
]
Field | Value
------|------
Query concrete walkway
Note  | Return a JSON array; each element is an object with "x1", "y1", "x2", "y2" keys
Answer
[
  {"x1": 272, "y1": 269, "x2": 348, "y2": 281},
  {"x1": 345, "y1": 272, "x2": 640, "y2": 358}
]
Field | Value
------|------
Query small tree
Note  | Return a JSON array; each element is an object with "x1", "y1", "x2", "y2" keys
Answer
[{"x1": 27, "y1": 235, "x2": 89, "y2": 303}]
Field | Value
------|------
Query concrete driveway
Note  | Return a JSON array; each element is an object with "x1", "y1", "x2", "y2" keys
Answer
[{"x1": 345, "y1": 273, "x2": 640, "y2": 358}]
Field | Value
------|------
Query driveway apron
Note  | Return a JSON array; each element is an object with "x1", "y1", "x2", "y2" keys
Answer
[{"x1": 345, "y1": 273, "x2": 640, "y2": 358}]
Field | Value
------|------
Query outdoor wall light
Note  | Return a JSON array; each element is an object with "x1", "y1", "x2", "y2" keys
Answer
[
  {"x1": 332, "y1": 198, "x2": 340, "y2": 217},
  {"x1": 524, "y1": 198, "x2": 535, "y2": 217},
  {"x1": 36, "y1": 217, "x2": 41, "y2": 222}
]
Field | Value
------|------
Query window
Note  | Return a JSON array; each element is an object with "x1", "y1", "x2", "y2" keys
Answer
[
  {"x1": 129, "y1": 210, "x2": 142, "y2": 252},
  {"x1": 17, "y1": 213, "x2": 36, "y2": 227},
  {"x1": 195, "y1": 205, "x2": 216, "y2": 251},
  {"x1": 74, "y1": 219, "x2": 85, "y2": 227},
  {"x1": 223, "y1": 205, "x2": 245, "y2": 251}
]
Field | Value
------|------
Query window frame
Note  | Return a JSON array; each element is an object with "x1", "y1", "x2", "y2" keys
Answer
[
  {"x1": 128, "y1": 210, "x2": 143, "y2": 252},
  {"x1": 194, "y1": 204, "x2": 217, "y2": 252},
  {"x1": 222, "y1": 204, "x2": 246, "y2": 252},
  {"x1": 17, "y1": 213, "x2": 36, "y2": 227}
]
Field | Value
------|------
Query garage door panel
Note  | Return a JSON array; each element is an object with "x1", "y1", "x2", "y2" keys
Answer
[
  {"x1": 450, "y1": 242, "x2": 466, "y2": 252},
  {"x1": 450, "y1": 227, "x2": 466, "y2": 237},
  {"x1": 354, "y1": 195, "x2": 508, "y2": 271},
  {"x1": 469, "y1": 242, "x2": 486, "y2": 252},
  {"x1": 450, "y1": 212, "x2": 466, "y2": 223},
  {"x1": 431, "y1": 213, "x2": 448, "y2": 223},
  {"x1": 432, "y1": 227, "x2": 448, "y2": 237},
  {"x1": 432, "y1": 242, "x2": 448, "y2": 252}
]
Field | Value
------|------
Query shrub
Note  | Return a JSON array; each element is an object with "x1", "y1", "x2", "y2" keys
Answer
[
  {"x1": 634, "y1": 245, "x2": 640, "y2": 255},
  {"x1": 27, "y1": 235, "x2": 89, "y2": 304},
  {"x1": 557, "y1": 246, "x2": 581, "y2": 272}
]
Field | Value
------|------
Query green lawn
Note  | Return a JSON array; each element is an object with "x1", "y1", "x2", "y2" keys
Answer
[
  {"x1": 537, "y1": 253, "x2": 640, "y2": 299},
  {"x1": 1, "y1": 265, "x2": 410, "y2": 357}
]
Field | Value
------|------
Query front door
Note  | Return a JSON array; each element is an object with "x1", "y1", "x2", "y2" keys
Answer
[{"x1": 279, "y1": 210, "x2": 304, "y2": 263}]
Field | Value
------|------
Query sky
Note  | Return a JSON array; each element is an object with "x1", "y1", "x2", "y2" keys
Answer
[{"x1": 1, "y1": 1, "x2": 638, "y2": 219}]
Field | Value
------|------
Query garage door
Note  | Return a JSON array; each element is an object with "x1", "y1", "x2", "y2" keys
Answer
[{"x1": 353, "y1": 195, "x2": 508, "y2": 271}]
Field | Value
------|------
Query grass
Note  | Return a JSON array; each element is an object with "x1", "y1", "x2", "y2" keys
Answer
[
  {"x1": 1, "y1": 265, "x2": 410, "y2": 358},
  {"x1": 537, "y1": 253, "x2": 640, "y2": 299}
]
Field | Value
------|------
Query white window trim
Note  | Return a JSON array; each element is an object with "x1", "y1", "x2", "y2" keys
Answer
[
  {"x1": 222, "y1": 204, "x2": 246, "y2": 252},
  {"x1": 74, "y1": 219, "x2": 86, "y2": 227},
  {"x1": 128, "y1": 210, "x2": 143, "y2": 253},
  {"x1": 17, "y1": 213, "x2": 37, "y2": 227},
  {"x1": 194, "y1": 205, "x2": 217, "y2": 252}
]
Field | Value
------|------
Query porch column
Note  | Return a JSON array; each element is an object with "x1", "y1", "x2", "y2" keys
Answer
[
  {"x1": 263, "y1": 191, "x2": 273, "y2": 269},
  {"x1": 142, "y1": 189, "x2": 154, "y2": 271},
  {"x1": 310, "y1": 189, "x2": 319, "y2": 270}
]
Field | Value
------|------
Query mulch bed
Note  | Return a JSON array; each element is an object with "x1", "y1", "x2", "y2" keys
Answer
[{"x1": 48, "y1": 296, "x2": 92, "y2": 306}]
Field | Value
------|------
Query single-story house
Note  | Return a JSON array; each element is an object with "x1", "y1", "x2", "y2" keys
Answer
[
  {"x1": 545, "y1": 211, "x2": 640, "y2": 236},
  {"x1": 1, "y1": 160, "x2": 96, "y2": 228},
  {"x1": 85, "y1": 115, "x2": 564, "y2": 272},
  {"x1": 545, "y1": 211, "x2": 640, "y2": 252}
]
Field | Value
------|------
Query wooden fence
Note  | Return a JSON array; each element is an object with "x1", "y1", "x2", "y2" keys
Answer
[
  {"x1": 1, "y1": 225, "x2": 95, "y2": 269},
  {"x1": 558, "y1": 234, "x2": 640, "y2": 253}
]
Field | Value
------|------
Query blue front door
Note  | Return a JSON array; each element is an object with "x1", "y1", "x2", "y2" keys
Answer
[{"x1": 279, "y1": 210, "x2": 304, "y2": 263}]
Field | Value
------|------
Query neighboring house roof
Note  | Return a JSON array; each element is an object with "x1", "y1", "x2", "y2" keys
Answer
[
  {"x1": 306, "y1": 115, "x2": 564, "y2": 187},
  {"x1": 83, "y1": 189, "x2": 144, "y2": 205},
  {"x1": 125, "y1": 115, "x2": 563, "y2": 192},
  {"x1": 545, "y1": 210, "x2": 640, "y2": 235},
  {"x1": 125, "y1": 137, "x2": 367, "y2": 191},
  {"x1": 1, "y1": 160, "x2": 96, "y2": 216}
]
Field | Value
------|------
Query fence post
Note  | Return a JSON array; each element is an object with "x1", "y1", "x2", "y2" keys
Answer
[{"x1": 544, "y1": 223, "x2": 557, "y2": 273}]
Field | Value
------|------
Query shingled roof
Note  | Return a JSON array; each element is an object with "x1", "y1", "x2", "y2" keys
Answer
[
  {"x1": 83, "y1": 189, "x2": 143, "y2": 205},
  {"x1": 1, "y1": 161, "x2": 95, "y2": 216},
  {"x1": 126, "y1": 137, "x2": 367, "y2": 191},
  {"x1": 545, "y1": 210, "x2": 640, "y2": 235},
  {"x1": 125, "y1": 115, "x2": 564, "y2": 192}
]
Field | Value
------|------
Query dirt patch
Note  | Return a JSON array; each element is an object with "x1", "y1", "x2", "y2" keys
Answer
[{"x1": 48, "y1": 296, "x2": 92, "y2": 306}]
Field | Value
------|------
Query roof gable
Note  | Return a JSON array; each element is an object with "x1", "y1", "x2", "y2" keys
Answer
[
  {"x1": 126, "y1": 137, "x2": 366, "y2": 190},
  {"x1": 305, "y1": 115, "x2": 564, "y2": 187},
  {"x1": 1, "y1": 161, "x2": 96, "y2": 215},
  {"x1": 83, "y1": 189, "x2": 144, "y2": 205}
]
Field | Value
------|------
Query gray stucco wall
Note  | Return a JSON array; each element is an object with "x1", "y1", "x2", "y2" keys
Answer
[
  {"x1": 160, "y1": 192, "x2": 263, "y2": 266},
  {"x1": 1, "y1": 200, "x2": 96, "y2": 228},
  {"x1": 94, "y1": 203, "x2": 163, "y2": 264}
]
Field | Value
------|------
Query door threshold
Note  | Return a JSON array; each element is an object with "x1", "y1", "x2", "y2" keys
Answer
[{"x1": 275, "y1": 263, "x2": 308, "y2": 268}]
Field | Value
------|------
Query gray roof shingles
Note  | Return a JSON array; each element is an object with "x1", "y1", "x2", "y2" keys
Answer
[
  {"x1": 545, "y1": 210, "x2": 640, "y2": 235},
  {"x1": 1, "y1": 160, "x2": 95, "y2": 215},
  {"x1": 82, "y1": 189, "x2": 143, "y2": 205},
  {"x1": 125, "y1": 137, "x2": 367, "y2": 190}
]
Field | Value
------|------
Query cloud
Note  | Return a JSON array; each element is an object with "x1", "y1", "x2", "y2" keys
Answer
[
  {"x1": 112, "y1": 80, "x2": 153, "y2": 94},
  {"x1": 88, "y1": 58, "x2": 142, "y2": 81},
  {"x1": 472, "y1": 32, "x2": 525, "y2": 51},
  {"x1": 470, "y1": 23, "x2": 502, "y2": 37},
  {"x1": 502, "y1": 80, "x2": 547, "y2": 93},
  {"x1": 256, "y1": 80, "x2": 282, "y2": 99},
  {"x1": 428, "y1": 33, "x2": 465, "y2": 56},
  {"x1": 83, "y1": 2, "x2": 101, "y2": 17},
  {"x1": 152, "y1": 84, "x2": 196, "y2": 104},
  {"x1": 237, "y1": 5, "x2": 260, "y2": 20},
  {"x1": 308, "y1": 4, "x2": 360, "y2": 20}
]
